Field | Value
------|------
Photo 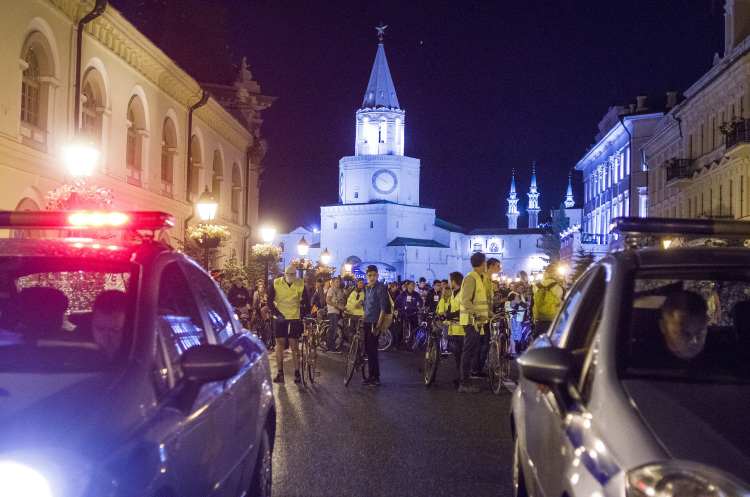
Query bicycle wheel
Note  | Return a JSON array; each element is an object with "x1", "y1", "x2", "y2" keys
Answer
[
  {"x1": 488, "y1": 342, "x2": 502, "y2": 395},
  {"x1": 300, "y1": 337, "x2": 309, "y2": 388},
  {"x1": 263, "y1": 320, "x2": 274, "y2": 350},
  {"x1": 378, "y1": 328, "x2": 393, "y2": 351},
  {"x1": 424, "y1": 336, "x2": 440, "y2": 386},
  {"x1": 360, "y1": 344, "x2": 369, "y2": 381},
  {"x1": 499, "y1": 333, "x2": 511, "y2": 381},
  {"x1": 307, "y1": 335, "x2": 317, "y2": 383},
  {"x1": 344, "y1": 334, "x2": 359, "y2": 386}
]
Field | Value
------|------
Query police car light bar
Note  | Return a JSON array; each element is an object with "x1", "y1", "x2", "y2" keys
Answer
[
  {"x1": 610, "y1": 217, "x2": 750, "y2": 237},
  {"x1": 0, "y1": 211, "x2": 175, "y2": 230}
]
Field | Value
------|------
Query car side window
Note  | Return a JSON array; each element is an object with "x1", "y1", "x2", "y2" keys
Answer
[
  {"x1": 550, "y1": 269, "x2": 598, "y2": 346},
  {"x1": 182, "y1": 263, "x2": 236, "y2": 344},
  {"x1": 155, "y1": 262, "x2": 207, "y2": 385}
]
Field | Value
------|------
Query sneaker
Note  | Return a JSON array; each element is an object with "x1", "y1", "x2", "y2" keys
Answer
[
  {"x1": 458, "y1": 384, "x2": 480, "y2": 394},
  {"x1": 293, "y1": 371, "x2": 301, "y2": 383},
  {"x1": 272, "y1": 373, "x2": 284, "y2": 384},
  {"x1": 366, "y1": 377, "x2": 381, "y2": 386}
]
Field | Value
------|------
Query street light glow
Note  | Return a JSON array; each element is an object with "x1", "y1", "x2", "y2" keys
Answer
[
  {"x1": 196, "y1": 186, "x2": 217, "y2": 222},
  {"x1": 321, "y1": 248, "x2": 331, "y2": 265},
  {"x1": 260, "y1": 227, "x2": 276, "y2": 243},
  {"x1": 64, "y1": 133, "x2": 99, "y2": 178},
  {"x1": 297, "y1": 236, "x2": 309, "y2": 256}
]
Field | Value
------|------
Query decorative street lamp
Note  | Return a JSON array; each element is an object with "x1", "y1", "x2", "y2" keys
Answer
[
  {"x1": 64, "y1": 133, "x2": 100, "y2": 180},
  {"x1": 196, "y1": 186, "x2": 218, "y2": 271},
  {"x1": 259, "y1": 227, "x2": 276, "y2": 284},
  {"x1": 320, "y1": 248, "x2": 331, "y2": 266},
  {"x1": 296, "y1": 236, "x2": 310, "y2": 278},
  {"x1": 344, "y1": 262, "x2": 352, "y2": 274}
]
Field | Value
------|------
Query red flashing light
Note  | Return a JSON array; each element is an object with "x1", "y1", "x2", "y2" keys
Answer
[{"x1": 0, "y1": 211, "x2": 175, "y2": 230}]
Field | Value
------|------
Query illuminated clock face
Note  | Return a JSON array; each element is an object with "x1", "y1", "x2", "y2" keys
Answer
[
  {"x1": 489, "y1": 243, "x2": 499, "y2": 253},
  {"x1": 339, "y1": 173, "x2": 344, "y2": 199},
  {"x1": 372, "y1": 169, "x2": 398, "y2": 195}
]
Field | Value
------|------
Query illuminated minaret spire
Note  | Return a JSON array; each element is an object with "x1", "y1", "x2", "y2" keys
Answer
[
  {"x1": 507, "y1": 169, "x2": 519, "y2": 230},
  {"x1": 565, "y1": 171, "x2": 575, "y2": 208},
  {"x1": 527, "y1": 162, "x2": 540, "y2": 228}
]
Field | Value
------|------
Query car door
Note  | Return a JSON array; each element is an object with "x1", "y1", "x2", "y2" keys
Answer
[
  {"x1": 182, "y1": 261, "x2": 265, "y2": 493},
  {"x1": 149, "y1": 261, "x2": 238, "y2": 496},
  {"x1": 518, "y1": 267, "x2": 606, "y2": 496}
]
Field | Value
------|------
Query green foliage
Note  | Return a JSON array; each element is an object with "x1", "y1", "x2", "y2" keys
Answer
[
  {"x1": 221, "y1": 249, "x2": 248, "y2": 293},
  {"x1": 178, "y1": 237, "x2": 226, "y2": 270},
  {"x1": 571, "y1": 248, "x2": 595, "y2": 283},
  {"x1": 540, "y1": 203, "x2": 570, "y2": 264},
  {"x1": 244, "y1": 249, "x2": 282, "y2": 285}
]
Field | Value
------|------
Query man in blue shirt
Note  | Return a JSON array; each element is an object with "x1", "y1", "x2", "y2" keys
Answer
[
  {"x1": 394, "y1": 280, "x2": 423, "y2": 349},
  {"x1": 363, "y1": 264, "x2": 389, "y2": 386}
]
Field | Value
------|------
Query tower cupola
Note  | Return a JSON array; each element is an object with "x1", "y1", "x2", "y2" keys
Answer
[
  {"x1": 527, "y1": 162, "x2": 540, "y2": 229},
  {"x1": 507, "y1": 169, "x2": 520, "y2": 230},
  {"x1": 355, "y1": 24, "x2": 405, "y2": 156},
  {"x1": 565, "y1": 171, "x2": 575, "y2": 208}
]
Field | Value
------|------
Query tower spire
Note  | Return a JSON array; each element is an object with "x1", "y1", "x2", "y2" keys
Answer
[
  {"x1": 527, "y1": 161, "x2": 540, "y2": 229},
  {"x1": 507, "y1": 168, "x2": 519, "y2": 230},
  {"x1": 565, "y1": 170, "x2": 575, "y2": 208},
  {"x1": 361, "y1": 25, "x2": 400, "y2": 110}
]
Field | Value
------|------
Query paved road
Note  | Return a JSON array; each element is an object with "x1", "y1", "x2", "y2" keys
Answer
[{"x1": 270, "y1": 344, "x2": 517, "y2": 497}]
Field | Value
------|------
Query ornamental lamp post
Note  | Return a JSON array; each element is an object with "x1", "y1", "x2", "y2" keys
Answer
[
  {"x1": 296, "y1": 236, "x2": 309, "y2": 278},
  {"x1": 259, "y1": 227, "x2": 276, "y2": 284},
  {"x1": 196, "y1": 186, "x2": 218, "y2": 271},
  {"x1": 344, "y1": 262, "x2": 353, "y2": 287},
  {"x1": 64, "y1": 133, "x2": 99, "y2": 181},
  {"x1": 320, "y1": 248, "x2": 331, "y2": 266}
]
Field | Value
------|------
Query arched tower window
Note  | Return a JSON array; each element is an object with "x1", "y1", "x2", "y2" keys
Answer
[
  {"x1": 231, "y1": 163, "x2": 241, "y2": 222},
  {"x1": 212, "y1": 150, "x2": 223, "y2": 210},
  {"x1": 21, "y1": 49, "x2": 40, "y2": 128},
  {"x1": 161, "y1": 118, "x2": 177, "y2": 197}
]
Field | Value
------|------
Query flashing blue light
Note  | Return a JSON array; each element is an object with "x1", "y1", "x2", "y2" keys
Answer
[{"x1": 0, "y1": 461, "x2": 52, "y2": 497}]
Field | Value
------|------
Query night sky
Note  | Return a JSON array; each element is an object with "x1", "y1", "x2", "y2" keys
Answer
[{"x1": 112, "y1": 0, "x2": 724, "y2": 233}]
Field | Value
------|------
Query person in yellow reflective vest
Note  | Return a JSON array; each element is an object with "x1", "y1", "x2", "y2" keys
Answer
[
  {"x1": 267, "y1": 265, "x2": 310, "y2": 384},
  {"x1": 435, "y1": 284, "x2": 452, "y2": 357},
  {"x1": 472, "y1": 257, "x2": 501, "y2": 378},
  {"x1": 458, "y1": 252, "x2": 489, "y2": 393},
  {"x1": 346, "y1": 278, "x2": 366, "y2": 318},
  {"x1": 443, "y1": 272, "x2": 465, "y2": 385},
  {"x1": 531, "y1": 266, "x2": 565, "y2": 338}
]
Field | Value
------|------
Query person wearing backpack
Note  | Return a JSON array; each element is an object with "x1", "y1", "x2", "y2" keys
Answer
[{"x1": 531, "y1": 266, "x2": 565, "y2": 337}]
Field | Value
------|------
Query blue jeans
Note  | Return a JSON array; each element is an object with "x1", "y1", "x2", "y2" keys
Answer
[
  {"x1": 364, "y1": 323, "x2": 380, "y2": 380},
  {"x1": 328, "y1": 312, "x2": 340, "y2": 350}
]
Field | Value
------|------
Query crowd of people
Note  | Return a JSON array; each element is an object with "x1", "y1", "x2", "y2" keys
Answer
[{"x1": 221, "y1": 253, "x2": 568, "y2": 393}]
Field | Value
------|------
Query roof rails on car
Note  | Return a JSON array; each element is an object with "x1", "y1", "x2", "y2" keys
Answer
[
  {"x1": 0, "y1": 211, "x2": 174, "y2": 231},
  {"x1": 609, "y1": 217, "x2": 750, "y2": 251}
]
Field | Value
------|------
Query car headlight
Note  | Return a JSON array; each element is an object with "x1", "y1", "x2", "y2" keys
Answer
[
  {"x1": 627, "y1": 461, "x2": 750, "y2": 497},
  {"x1": 0, "y1": 460, "x2": 53, "y2": 497}
]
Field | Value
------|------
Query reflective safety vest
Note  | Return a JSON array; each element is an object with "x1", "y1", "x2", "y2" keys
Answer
[
  {"x1": 532, "y1": 278, "x2": 564, "y2": 322},
  {"x1": 448, "y1": 291, "x2": 464, "y2": 336},
  {"x1": 460, "y1": 270, "x2": 489, "y2": 328},
  {"x1": 273, "y1": 277, "x2": 304, "y2": 320},
  {"x1": 483, "y1": 274, "x2": 495, "y2": 318},
  {"x1": 346, "y1": 289, "x2": 365, "y2": 316}
]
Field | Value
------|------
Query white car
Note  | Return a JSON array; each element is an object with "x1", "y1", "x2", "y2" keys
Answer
[{"x1": 512, "y1": 217, "x2": 750, "y2": 497}]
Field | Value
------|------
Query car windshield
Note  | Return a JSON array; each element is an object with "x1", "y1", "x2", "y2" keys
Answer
[
  {"x1": 0, "y1": 257, "x2": 137, "y2": 373},
  {"x1": 626, "y1": 269, "x2": 750, "y2": 383}
]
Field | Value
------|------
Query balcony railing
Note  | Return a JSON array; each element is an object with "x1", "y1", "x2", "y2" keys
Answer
[
  {"x1": 664, "y1": 159, "x2": 694, "y2": 182},
  {"x1": 581, "y1": 233, "x2": 606, "y2": 245},
  {"x1": 725, "y1": 118, "x2": 750, "y2": 150}
]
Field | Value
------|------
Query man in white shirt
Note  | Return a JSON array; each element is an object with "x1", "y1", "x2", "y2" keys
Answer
[{"x1": 326, "y1": 277, "x2": 346, "y2": 352}]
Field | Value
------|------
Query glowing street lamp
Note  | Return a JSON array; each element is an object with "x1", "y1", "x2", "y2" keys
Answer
[
  {"x1": 260, "y1": 227, "x2": 276, "y2": 243},
  {"x1": 297, "y1": 236, "x2": 309, "y2": 257},
  {"x1": 196, "y1": 186, "x2": 218, "y2": 270},
  {"x1": 515, "y1": 275, "x2": 521, "y2": 283},
  {"x1": 64, "y1": 133, "x2": 99, "y2": 179},
  {"x1": 344, "y1": 262, "x2": 352, "y2": 274},
  {"x1": 320, "y1": 248, "x2": 331, "y2": 266}
]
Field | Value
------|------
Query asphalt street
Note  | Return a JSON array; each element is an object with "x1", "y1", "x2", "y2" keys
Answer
[{"x1": 270, "y1": 344, "x2": 517, "y2": 497}]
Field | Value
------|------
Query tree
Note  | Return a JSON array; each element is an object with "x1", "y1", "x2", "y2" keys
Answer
[
  {"x1": 571, "y1": 248, "x2": 595, "y2": 283},
  {"x1": 540, "y1": 203, "x2": 570, "y2": 264},
  {"x1": 220, "y1": 248, "x2": 247, "y2": 293}
]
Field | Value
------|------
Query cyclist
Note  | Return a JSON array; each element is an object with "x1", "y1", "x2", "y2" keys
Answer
[
  {"x1": 326, "y1": 276, "x2": 346, "y2": 353},
  {"x1": 458, "y1": 252, "x2": 489, "y2": 394},
  {"x1": 267, "y1": 265, "x2": 310, "y2": 384},
  {"x1": 363, "y1": 265, "x2": 389, "y2": 386},
  {"x1": 504, "y1": 291, "x2": 527, "y2": 356},
  {"x1": 227, "y1": 278, "x2": 251, "y2": 325},
  {"x1": 531, "y1": 265, "x2": 565, "y2": 337},
  {"x1": 445, "y1": 272, "x2": 464, "y2": 385},
  {"x1": 394, "y1": 280, "x2": 423, "y2": 349},
  {"x1": 250, "y1": 281, "x2": 270, "y2": 332},
  {"x1": 436, "y1": 285, "x2": 453, "y2": 356},
  {"x1": 346, "y1": 277, "x2": 366, "y2": 321},
  {"x1": 472, "y1": 257, "x2": 501, "y2": 378}
]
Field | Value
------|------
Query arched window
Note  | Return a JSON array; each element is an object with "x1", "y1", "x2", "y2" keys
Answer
[
  {"x1": 21, "y1": 49, "x2": 40, "y2": 128},
  {"x1": 189, "y1": 135, "x2": 202, "y2": 198},
  {"x1": 161, "y1": 118, "x2": 177, "y2": 197},
  {"x1": 212, "y1": 151, "x2": 223, "y2": 208},
  {"x1": 79, "y1": 69, "x2": 108, "y2": 153},
  {"x1": 279, "y1": 242, "x2": 285, "y2": 252},
  {"x1": 231, "y1": 163, "x2": 241, "y2": 222},
  {"x1": 125, "y1": 96, "x2": 146, "y2": 186},
  {"x1": 20, "y1": 31, "x2": 56, "y2": 151},
  {"x1": 81, "y1": 81, "x2": 96, "y2": 139}
]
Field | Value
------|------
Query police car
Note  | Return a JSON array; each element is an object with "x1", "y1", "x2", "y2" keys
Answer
[
  {"x1": 0, "y1": 211, "x2": 275, "y2": 497},
  {"x1": 512, "y1": 217, "x2": 750, "y2": 497}
]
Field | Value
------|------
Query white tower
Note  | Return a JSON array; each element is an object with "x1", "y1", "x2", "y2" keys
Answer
[
  {"x1": 507, "y1": 169, "x2": 519, "y2": 230},
  {"x1": 337, "y1": 25, "x2": 420, "y2": 206},
  {"x1": 527, "y1": 162, "x2": 540, "y2": 229},
  {"x1": 564, "y1": 171, "x2": 575, "y2": 208}
]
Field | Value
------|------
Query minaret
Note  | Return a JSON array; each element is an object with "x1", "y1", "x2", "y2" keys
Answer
[
  {"x1": 355, "y1": 24, "x2": 405, "y2": 157},
  {"x1": 507, "y1": 169, "x2": 519, "y2": 230},
  {"x1": 527, "y1": 162, "x2": 540, "y2": 228},
  {"x1": 564, "y1": 171, "x2": 575, "y2": 208}
]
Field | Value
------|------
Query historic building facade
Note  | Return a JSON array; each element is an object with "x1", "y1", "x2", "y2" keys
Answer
[
  {"x1": 645, "y1": 0, "x2": 750, "y2": 224},
  {"x1": 0, "y1": 0, "x2": 273, "y2": 261}
]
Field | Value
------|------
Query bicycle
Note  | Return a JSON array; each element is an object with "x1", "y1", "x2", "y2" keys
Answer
[
  {"x1": 424, "y1": 314, "x2": 444, "y2": 386},
  {"x1": 487, "y1": 312, "x2": 512, "y2": 395},
  {"x1": 344, "y1": 319, "x2": 368, "y2": 386},
  {"x1": 407, "y1": 309, "x2": 432, "y2": 352},
  {"x1": 300, "y1": 317, "x2": 320, "y2": 386}
]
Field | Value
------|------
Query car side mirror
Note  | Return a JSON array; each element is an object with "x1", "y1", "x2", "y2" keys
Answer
[
  {"x1": 180, "y1": 344, "x2": 243, "y2": 384},
  {"x1": 517, "y1": 347, "x2": 573, "y2": 386}
]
